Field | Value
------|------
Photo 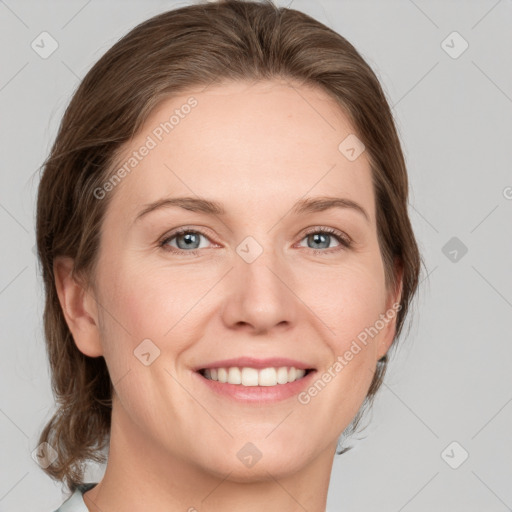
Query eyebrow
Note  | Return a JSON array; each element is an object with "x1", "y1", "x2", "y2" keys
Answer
[{"x1": 134, "y1": 195, "x2": 370, "y2": 223}]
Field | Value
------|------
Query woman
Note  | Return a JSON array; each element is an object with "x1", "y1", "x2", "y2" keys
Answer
[{"x1": 36, "y1": 0, "x2": 423, "y2": 510}]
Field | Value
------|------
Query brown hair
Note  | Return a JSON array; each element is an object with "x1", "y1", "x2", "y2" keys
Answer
[{"x1": 36, "y1": 0, "x2": 424, "y2": 492}]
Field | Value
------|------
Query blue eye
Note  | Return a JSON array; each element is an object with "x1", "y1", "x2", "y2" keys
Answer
[
  {"x1": 297, "y1": 227, "x2": 352, "y2": 254},
  {"x1": 159, "y1": 229, "x2": 212, "y2": 255},
  {"x1": 158, "y1": 226, "x2": 352, "y2": 256}
]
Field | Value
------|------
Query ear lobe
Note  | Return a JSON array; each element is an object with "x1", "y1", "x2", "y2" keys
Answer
[{"x1": 53, "y1": 256, "x2": 103, "y2": 358}]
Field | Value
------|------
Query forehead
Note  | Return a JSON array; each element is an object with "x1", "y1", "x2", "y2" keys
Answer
[{"x1": 106, "y1": 79, "x2": 375, "y2": 223}]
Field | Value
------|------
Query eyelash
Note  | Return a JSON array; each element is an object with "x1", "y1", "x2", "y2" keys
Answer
[{"x1": 158, "y1": 226, "x2": 352, "y2": 257}]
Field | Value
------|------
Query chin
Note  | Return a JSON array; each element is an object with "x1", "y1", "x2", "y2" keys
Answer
[{"x1": 196, "y1": 443, "x2": 310, "y2": 483}]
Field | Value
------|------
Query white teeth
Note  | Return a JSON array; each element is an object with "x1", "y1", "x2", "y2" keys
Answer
[
  {"x1": 276, "y1": 367, "x2": 289, "y2": 384},
  {"x1": 202, "y1": 366, "x2": 307, "y2": 386},
  {"x1": 217, "y1": 368, "x2": 227, "y2": 383},
  {"x1": 258, "y1": 367, "x2": 276, "y2": 387},
  {"x1": 241, "y1": 367, "x2": 259, "y2": 386},
  {"x1": 228, "y1": 367, "x2": 242, "y2": 385}
]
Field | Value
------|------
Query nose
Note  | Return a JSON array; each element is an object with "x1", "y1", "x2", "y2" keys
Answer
[{"x1": 220, "y1": 241, "x2": 299, "y2": 335}]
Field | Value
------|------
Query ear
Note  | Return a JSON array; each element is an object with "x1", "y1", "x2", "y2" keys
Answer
[
  {"x1": 377, "y1": 259, "x2": 404, "y2": 361},
  {"x1": 53, "y1": 256, "x2": 103, "y2": 357}
]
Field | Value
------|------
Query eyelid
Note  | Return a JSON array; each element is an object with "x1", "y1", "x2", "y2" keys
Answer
[
  {"x1": 158, "y1": 225, "x2": 218, "y2": 252},
  {"x1": 158, "y1": 224, "x2": 353, "y2": 255},
  {"x1": 298, "y1": 225, "x2": 352, "y2": 246}
]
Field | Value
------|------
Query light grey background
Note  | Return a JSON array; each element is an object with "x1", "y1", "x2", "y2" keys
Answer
[{"x1": 1, "y1": 0, "x2": 511, "y2": 510}]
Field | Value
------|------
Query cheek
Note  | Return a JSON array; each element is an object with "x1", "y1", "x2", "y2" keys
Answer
[
  {"x1": 103, "y1": 258, "x2": 206, "y2": 336},
  {"x1": 96, "y1": 258, "x2": 214, "y2": 382},
  {"x1": 318, "y1": 260, "x2": 389, "y2": 408},
  {"x1": 95, "y1": 262, "x2": 196, "y2": 423},
  {"x1": 306, "y1": 257, "x2": 387, "y2": 348}
]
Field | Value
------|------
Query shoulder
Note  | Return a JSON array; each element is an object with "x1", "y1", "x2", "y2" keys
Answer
[{"x1": 52, "y1": 483, "x2": 98, "y2": 512}]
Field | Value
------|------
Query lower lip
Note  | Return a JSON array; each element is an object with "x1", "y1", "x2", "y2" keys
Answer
[{"x1": 193, "y1": 370, "x2": 317, "y2": 403}]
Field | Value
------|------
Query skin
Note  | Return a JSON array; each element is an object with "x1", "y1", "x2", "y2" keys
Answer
[{"x1": 54, "y1": 79, "x2": 402, "y2": 512}]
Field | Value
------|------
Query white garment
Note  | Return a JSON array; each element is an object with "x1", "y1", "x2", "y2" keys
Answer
[
  {"x1": 54, "y1": 484, "x2": 332, "y2": 511},
  {"x1": 53, "y1": 483, "x2": 97, "y2": 512}
]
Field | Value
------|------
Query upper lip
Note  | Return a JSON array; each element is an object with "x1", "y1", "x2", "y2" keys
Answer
[{"x1": 194, "y1": 357, "x2": 316, "y2": 371}]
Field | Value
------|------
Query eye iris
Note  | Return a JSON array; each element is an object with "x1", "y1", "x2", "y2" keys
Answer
[
  {"x1": 308, "y1": 232, "x2": 330, "y2": 249},
  {"x1": 177, "y1": 232, "x2": 200, "y2": 250},
  {"x1": 169, "y1": 230, "x2": 340, "y2": 252}
]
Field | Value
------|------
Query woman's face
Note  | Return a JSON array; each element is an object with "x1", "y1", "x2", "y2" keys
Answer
[{"x1": 86, "y1": 79, "x2": 400, "y2": 480}]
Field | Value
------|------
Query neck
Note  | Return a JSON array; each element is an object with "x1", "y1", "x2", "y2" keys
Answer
[{"x1": 83, "y1": 398, "x2": 335, "y2": 512}]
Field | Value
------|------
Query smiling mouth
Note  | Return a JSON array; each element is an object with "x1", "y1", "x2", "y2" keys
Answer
[{"x1": 197, "y1": 367, "x2": 315, "y2": 387}]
